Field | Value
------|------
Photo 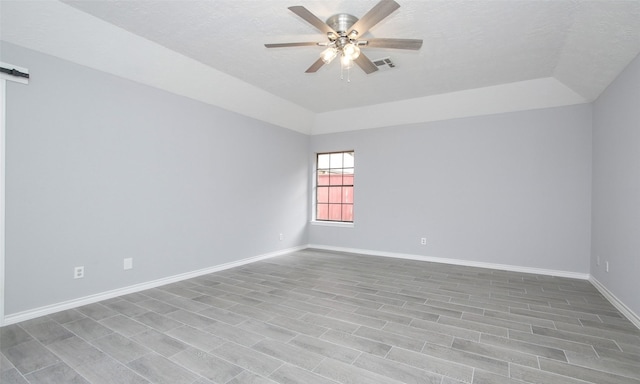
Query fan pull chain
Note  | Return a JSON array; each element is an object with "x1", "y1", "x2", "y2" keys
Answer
[{"x1": 339, "y1": 57, "x2": 352, "y2": 83}]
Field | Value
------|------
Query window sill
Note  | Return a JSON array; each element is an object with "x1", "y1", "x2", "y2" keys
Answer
[{"x1": 310, "y1": 221, "x2": 354, "y2": 228}]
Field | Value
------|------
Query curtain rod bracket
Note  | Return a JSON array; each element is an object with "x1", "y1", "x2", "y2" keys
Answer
[{"x1": 0, "y1": 67, "x2": 29, "y2": 79}]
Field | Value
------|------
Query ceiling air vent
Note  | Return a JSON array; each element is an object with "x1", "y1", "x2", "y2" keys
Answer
[{"x1": 373, "y1": 57, "x2": 395, "y2": 70}]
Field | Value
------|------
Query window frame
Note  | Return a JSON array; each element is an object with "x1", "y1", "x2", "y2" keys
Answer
[{"x1": 313, "y1": 150, "x2": 354, "y2": 224}]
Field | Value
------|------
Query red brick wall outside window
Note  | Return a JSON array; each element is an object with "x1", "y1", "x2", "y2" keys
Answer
[{"x1": 316, "y1": 151, "x2": 354, "y2": 222}]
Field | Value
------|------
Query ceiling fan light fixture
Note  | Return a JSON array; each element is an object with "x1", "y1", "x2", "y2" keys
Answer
[
  {"x1": 265, "y1": 1, "x2": 424, "y2": 77},
  {"x1": 320, "y1": 46, "x2": 339, "y2": 64}
]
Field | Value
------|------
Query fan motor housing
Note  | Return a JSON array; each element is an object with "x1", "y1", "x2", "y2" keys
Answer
[{"x1": 326, "y1": 13, "x2": 358, "y2": 35}]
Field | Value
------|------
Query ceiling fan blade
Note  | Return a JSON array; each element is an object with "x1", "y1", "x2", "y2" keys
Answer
[
  {"x1": 305, "y1": 58, "x2": 325, "y2": 73},
  {"x1": 288, "y1": 6, "x2": 337, "y2": 35},
  {"x1": 354, "y1": 53, "x2": 379, "y2": 74},
  {"x1": 265, "y1": 42, "x2": 320, "y2": 48},
  {"x1": 349, "y1": 0, "x2": 400, "y2": 37},
  {"x1": 364, "y1": 38, "x2": 423, "y2": 50}
]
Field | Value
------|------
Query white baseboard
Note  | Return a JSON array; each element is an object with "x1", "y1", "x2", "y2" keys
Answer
[
  {"x1": 589, "y1": 277, "x2": 640, "y2": 330},
  {"x1": 2, "y1": 245, "x2": 306, "y2": 326},
  {"x1": 7, "y1": 244, "x2": 637, "y2": 332},
  {"x1": 308, "y1": 245, "x2": 640, "y2": 330},
  {"x1": 307, "y1": 244, "x2": 590, "y2": 280}
]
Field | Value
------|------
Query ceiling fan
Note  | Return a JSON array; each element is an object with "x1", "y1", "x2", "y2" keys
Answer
[{"x1": 264, "y1": 0, "x2": 423, "y2": 75}]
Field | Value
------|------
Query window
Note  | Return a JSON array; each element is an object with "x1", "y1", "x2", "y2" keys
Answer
[{"x1": 316, "y1": 151, "x2": 354, "y2": 222}]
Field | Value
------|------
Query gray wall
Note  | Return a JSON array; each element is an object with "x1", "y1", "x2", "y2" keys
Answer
[
  {"x1": 592, "y1": 53, "x2": 640, "y2": 316},
  {"x1": 6, "y1": 37, "x2": 637, "y2": 319},
  {"x1": 309, "y1": 105, "x2": 593, "y2": 274},
  {"x1": 3, "y1": 42, "x2": 309, "y2": 315}
]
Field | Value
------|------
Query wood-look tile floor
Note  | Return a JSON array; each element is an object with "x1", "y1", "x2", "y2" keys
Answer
[{"x1": 1, "y1": 249, "x2": 639, "y2": 384}]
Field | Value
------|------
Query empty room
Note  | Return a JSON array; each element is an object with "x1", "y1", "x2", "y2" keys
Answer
[{"x1": 1, "y1": 0, "x2": 639, "y2": 383}]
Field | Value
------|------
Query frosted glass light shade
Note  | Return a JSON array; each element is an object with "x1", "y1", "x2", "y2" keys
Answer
[
  {"x1": 341, "y1": 54, "x2": 354, "y2": 69},
  {"x1": 342, "y1": 43, "x2": 361, "y2": 60},
  {"x1": 320, "y1": 47, "x2": 338, "y2": 64}
]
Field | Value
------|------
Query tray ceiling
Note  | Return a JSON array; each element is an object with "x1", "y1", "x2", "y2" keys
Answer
[{"x1": 2, "y1": 1, "x2": 639, "y2": 133}]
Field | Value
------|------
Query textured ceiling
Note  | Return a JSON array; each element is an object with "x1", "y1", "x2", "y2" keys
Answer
[{"x1": 54, "y1": 0, "x2": 640, "y2": 114}]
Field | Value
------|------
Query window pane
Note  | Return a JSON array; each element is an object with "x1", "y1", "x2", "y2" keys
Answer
[
  {"x1": 343, "y1": 173, "x2": 354, "y2": 186},
  {"x1": 328, "y1": 204, "x2": 342, "y2": 221},
  {"x1": 343, "y1": 152, "x2": 354, "y2": 168},
  {"x1": 316, "y1": 204, "x2": 329, "y2": 220},
  {"x1": 329, "y1": 173, "x2": 343, "y2": 186},
  {"x1": 329, "y1": 153, "x2": 343, "y2": 169},
  {"x1": 342, "y1": 204, "x2": 353, "y2": 222},
  {"x1": 342, "y1": 187, "x2": 353, "y2": 204},
  {"x1": 318, "y1": 153, "x2": 330, "y2": 169},
  {"x1": 328, "y1": 187, "x2": 342, "y2": 204},
  {"x1": 317, "y1": 172, "x2": 330, "y2": 186},
  {"x1": 317, "y1": 187, "x2": 329, "y2": 203}
]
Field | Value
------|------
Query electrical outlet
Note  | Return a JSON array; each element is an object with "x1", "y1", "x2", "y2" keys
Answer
[
  {"x1": 606, "y1": 261, "x2": 609, "y2": 273},
  {"x1": 124, "y1": 258, "x2": 133, "y2": 270},
  {"x1": 74, "y1": 266, "x2": 84, "y2": 279},
  {"x1": 279, "y1": 233, "x2": 284, "y2": 241},
  {"x1": 420, "y1": 237, "x2": 427, "y2": 245}
]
